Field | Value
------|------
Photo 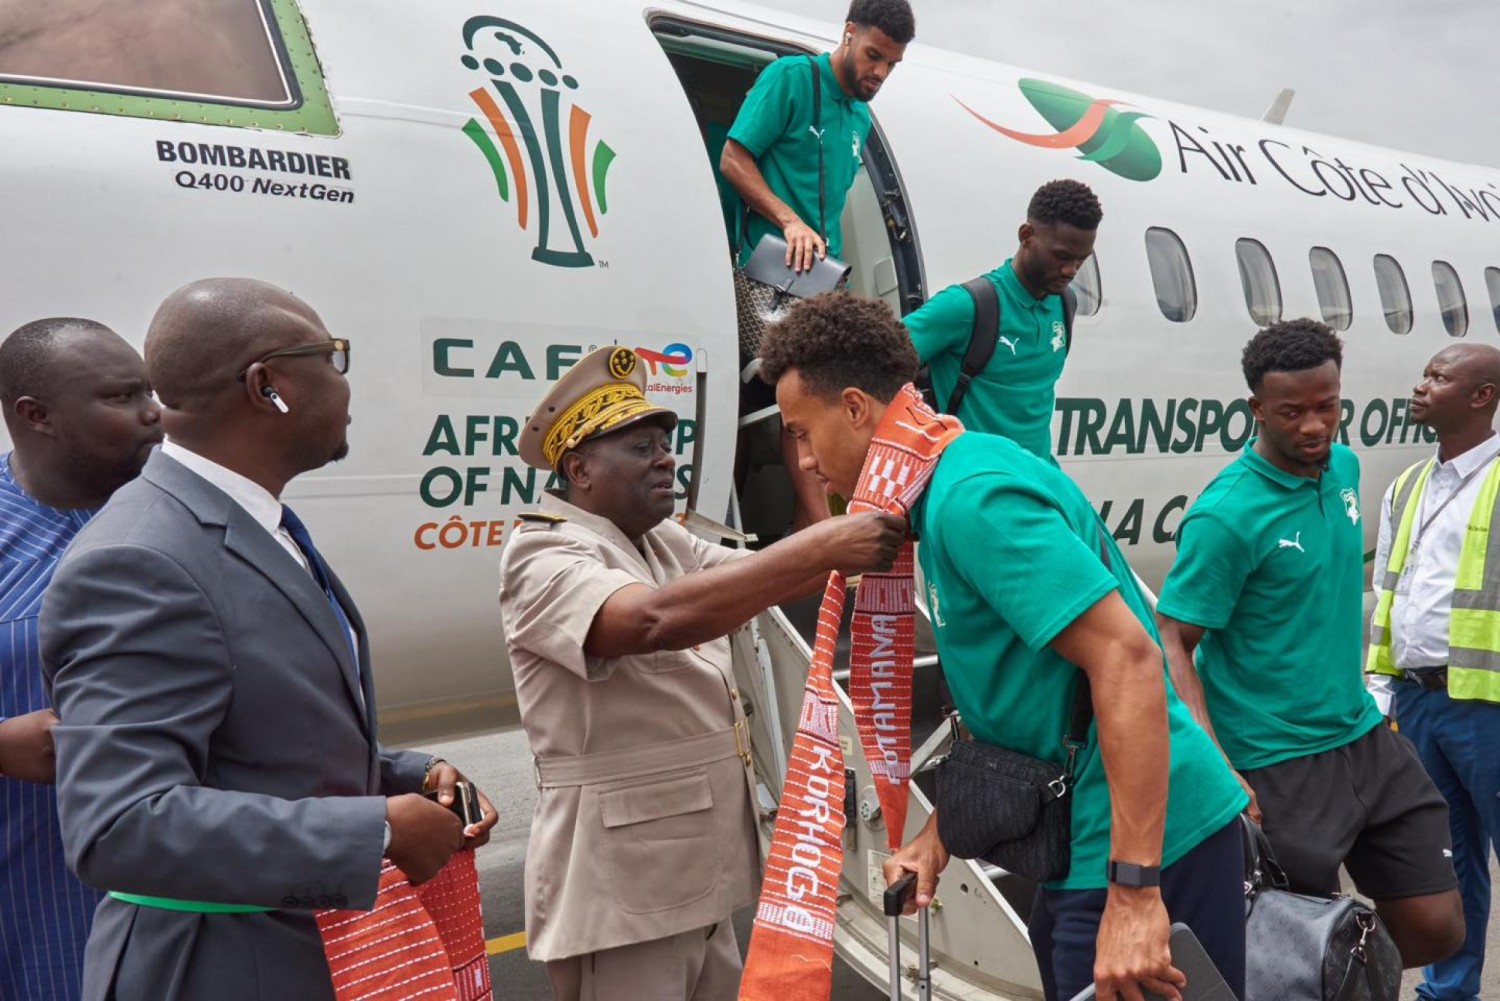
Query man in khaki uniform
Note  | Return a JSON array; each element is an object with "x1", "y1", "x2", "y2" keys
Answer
[{"x1": 500, "y1": 346, "x2": 904, "y2": 1001}]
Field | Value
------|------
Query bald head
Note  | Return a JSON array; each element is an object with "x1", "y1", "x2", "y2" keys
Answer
[
  {"x1": 0, "y1": 317, "x2": 119, "y2": 407},
  {"x1": 1438, "y1": 343, "x2": 1500, "y2": 398},
  {"x1": 144, "y1": 277, "x2": 328, "y2": 411},
  {"x1": 1412, "y1": 342, "x2": 1500, "y2": 439}
]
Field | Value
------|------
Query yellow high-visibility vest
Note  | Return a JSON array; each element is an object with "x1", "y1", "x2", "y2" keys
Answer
[{"x1": 1367, "y1": 456, "x2": 1500, "y2": 703}]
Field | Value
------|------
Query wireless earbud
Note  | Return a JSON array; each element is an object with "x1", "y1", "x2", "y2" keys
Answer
[{"x1": 262, "y1": 385, "x2": 290, "y2": 414}]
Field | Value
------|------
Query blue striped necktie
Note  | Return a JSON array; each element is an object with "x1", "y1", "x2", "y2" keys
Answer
[{"x1": 279, "y1": 505, "x2": 361, "y2": 686}]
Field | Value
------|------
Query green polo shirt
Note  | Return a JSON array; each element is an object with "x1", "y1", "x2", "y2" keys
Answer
[
  {"x1": 728, "y1": 53, "x2": 871, "y2": 265},
  {"x1": 1156, "y1": 441, "x2": 1382, "y2": 772},
  {"x1": 915, "y1": 432, "x2": 1247, "y2": 891},
  {"x1": 904, "y1": 260, "x2": 1069, "y2": 461}
]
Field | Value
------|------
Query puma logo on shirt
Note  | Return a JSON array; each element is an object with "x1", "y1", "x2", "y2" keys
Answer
[{"x1": 1278, "y1": 531, "x2": 1305, "y2": 553}]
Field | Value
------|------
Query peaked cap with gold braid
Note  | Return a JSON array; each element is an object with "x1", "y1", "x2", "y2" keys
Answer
[{"x1": 518, "y1": 346, "x2": 678, "y2": 471}]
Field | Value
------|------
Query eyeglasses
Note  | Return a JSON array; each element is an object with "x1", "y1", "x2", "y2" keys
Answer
[{"x1": 237, "y1": 338, "x2": 351, "y2": 380}]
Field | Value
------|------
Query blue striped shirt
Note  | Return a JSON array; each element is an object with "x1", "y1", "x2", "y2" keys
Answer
[{"x1": 1, "y1": 452, "x2": 103, "y2": 1001}]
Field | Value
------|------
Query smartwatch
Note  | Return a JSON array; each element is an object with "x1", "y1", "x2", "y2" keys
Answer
[{"x1": 1107, "y1": 860, "x2": 1161, "y2": 888}]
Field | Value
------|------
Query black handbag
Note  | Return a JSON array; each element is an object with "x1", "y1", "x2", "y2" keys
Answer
[
  {"x1": 932, "y1": 522, "x2": 1113, "y2": 884},
  {"x1": 933, "y1": 676, "x2": 1091, "y2": 883},
  {"x1": 732, "y1": 55, "x2": 850, "y2": 361},
  {"x1": 1241, "y1": 817, "x2": 1401, "y2": 1001}
]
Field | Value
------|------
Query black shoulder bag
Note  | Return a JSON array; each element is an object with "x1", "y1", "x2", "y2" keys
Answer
[
  {"x1": 732, "y1": 56, "x2": 850, "y2": 362},
  {"x1": 931, "y1": 520, "x2": 1108, "y2": 883}
]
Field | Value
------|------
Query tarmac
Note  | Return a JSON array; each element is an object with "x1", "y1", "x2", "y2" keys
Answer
[{"x1": 413, "y1": 726, "x2": 1500, "y2": 1000}]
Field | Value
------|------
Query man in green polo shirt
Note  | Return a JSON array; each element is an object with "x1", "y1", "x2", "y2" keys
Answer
[
  {"x1": 1157, "y1": 318, "x2": 1464, "y2": 969},
  {"x1": 904, "y1": 179, "x2": 1102, "y2": 460},
  {"x1": 721, "y1": 0, "x2": 913, "y2": 532},
  {"x1": 758, "y1": 292, "x2": 1248, "y2": 1001},
  {"x1": 721, "y1": 0, "x2": 913, "y2": 273}
]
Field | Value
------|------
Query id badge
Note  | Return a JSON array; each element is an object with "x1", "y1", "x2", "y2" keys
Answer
[{"x1": 1395, "y1": 561, "x2": 1414, "y2": 595}]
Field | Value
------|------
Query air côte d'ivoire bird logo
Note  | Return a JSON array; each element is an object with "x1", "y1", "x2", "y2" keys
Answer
[
  {"x1": 459, "y1": 16, "x2": 617, "y2": 269},
  {"x1": 956, "y1": 77, "x2": 1162, "y2": 182}
]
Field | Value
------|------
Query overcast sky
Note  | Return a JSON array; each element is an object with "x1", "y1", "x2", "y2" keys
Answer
[{"x1": 754, "y1": 1, "x2": 1500, "y2": 169}]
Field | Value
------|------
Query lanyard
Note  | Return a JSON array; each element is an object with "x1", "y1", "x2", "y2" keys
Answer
[{"x1": 1408, "y1": 459, "x2": 1488, "y2": 559}]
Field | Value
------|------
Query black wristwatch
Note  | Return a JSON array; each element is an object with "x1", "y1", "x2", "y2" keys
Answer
[{"x1": 1107, "y1": 860, "x2": 1162, "y2": 888}]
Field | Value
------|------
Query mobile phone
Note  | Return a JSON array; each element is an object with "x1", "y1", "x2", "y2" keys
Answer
[{"x1": 425, "y1": 780, "x2": 481, "y2": 828}]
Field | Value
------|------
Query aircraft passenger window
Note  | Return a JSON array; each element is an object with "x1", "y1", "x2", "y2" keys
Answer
[
  {"x1": 1235, "y1": 239, "x2": 1281, "y2": 326},
  {"x1": 1071, "y1": 255, "x2": 1101, "y2": 316},
  {"x1": 1309, "y1": 247, "x2": 1352, "y2": 331},
  {"x1": 1486, "y1": 268, "x2": 1500, "y2": 334},
  {"x1": 1433, "y1": 261, "x2": 1469, "y2": 337},
  {"x1": 0, "y1": 0, "x2": 336, "y2": 134},
  {"x1": 1144, "y1": 228, "x2": 1196, "y2": 323},
  {"x1": 1373, "y1": 255, "x2": 1414, "y2": 335}
]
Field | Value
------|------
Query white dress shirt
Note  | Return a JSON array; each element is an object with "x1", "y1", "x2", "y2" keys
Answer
[
  {"x1": 160, "y1": 442, "x2": 362, "y2": 699},
  {"x1": 1372, "y1": 432, "x2": 1500, "y2": 675},
  {"x1": 161, "y1": 441, "x2": 310, "y2": 573}
]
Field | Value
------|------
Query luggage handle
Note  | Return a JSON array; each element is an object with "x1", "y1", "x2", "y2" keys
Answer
[{"x1": 883, "y1": 872, "x2": 932, "y2": 1000}]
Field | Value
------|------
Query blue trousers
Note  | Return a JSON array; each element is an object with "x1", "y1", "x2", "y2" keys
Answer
[
  {"x1": 1027, "y1": 819, "x2": 1246, "y2": 1001},
  {"x1": 1395, "y1": 682, "x2": 1500, "y2": 1001}
]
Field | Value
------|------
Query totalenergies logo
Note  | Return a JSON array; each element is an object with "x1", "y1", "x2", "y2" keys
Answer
[
  {"x1": 636, "y1": 343, "x2": 693, "y2": 378},
  {"x1": 459, "y1": 17, "x2": 617, "y2": 268},
  {"x1": 957, "y1": 78, "x2": 1162, "y2": 182}
]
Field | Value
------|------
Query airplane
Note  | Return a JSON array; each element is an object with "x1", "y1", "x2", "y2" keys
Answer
[{"x1": 3, "y1": 1, "x2": 1499, "y2": 996}]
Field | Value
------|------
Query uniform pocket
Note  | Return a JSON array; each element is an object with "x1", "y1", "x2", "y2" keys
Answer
[
  {"x1": 597, "y1": 771, "x2": 720, "y2": 914},
  {"x1": 634, "y1": 639, "x2": 727, "y2": 676}
]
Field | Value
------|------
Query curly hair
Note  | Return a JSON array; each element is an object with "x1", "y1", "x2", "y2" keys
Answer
[
  {"x1": 846, "y1": 0, "x2": 915, "y2": 44},
  {"x1": 758, "y1": 292, "x2": 917, "y2": 401},
  {"x1": 1241, "y1": 318, "x2": 1343, "y2": 392},
  {"x1": 1027, "y1": 179, "x2": 1103, "y2": 231}
]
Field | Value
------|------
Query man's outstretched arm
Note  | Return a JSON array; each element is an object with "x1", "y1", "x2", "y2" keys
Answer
[{"x1": 586, "y1": 511, "x2": 905, "y2": 657}]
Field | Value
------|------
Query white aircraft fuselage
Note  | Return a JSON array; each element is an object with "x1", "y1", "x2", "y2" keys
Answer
[{"x1": 2, "y1": 0, "x2": 1497, "y2": 740}]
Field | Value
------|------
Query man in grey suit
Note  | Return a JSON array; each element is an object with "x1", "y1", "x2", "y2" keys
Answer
[{"x1": 40, "y1": 277, "x2": 498, "y2": 1001}]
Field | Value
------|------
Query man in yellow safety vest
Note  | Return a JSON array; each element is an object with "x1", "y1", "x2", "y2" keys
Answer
[{"x1": 1368, "y1": 342, "x2": 1500, "y2": 1001}]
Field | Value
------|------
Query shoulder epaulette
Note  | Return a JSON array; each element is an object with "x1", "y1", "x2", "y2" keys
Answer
[{"x1": 518, "y1": 511, "x2": 568, "y2": 524}]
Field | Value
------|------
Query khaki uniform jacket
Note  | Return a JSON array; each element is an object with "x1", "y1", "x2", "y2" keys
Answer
[{"x1": 499, "y1": 494, "x2": 760, "y2": 962}]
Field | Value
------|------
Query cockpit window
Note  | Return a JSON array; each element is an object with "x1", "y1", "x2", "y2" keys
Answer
[{"x1": 0, "y1": 0, "x2": 336, "y2": 133}]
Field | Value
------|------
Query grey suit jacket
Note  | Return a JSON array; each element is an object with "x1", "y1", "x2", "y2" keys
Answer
[{"x1": 40, "y1": 450, "x2": 429, "y2": 1001}]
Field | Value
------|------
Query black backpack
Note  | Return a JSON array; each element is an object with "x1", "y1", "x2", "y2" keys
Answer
[{"x1": 915, "y1": 278, "x2": 1078, "y2": 416}]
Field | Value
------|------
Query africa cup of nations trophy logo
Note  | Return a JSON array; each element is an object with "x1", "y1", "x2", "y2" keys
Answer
[{"x1": 460, "y1": 17, "x2": 616, "y2": 268}]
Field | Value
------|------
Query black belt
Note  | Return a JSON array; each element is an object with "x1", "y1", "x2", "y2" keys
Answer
[{"x1": 1400, "y1": 667, "x2": 1448, "y2": 691}]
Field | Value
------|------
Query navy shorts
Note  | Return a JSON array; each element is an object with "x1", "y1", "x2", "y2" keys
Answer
[{"x1": 1027, "y1": 819, "x2": 1247, "y2": 1001}]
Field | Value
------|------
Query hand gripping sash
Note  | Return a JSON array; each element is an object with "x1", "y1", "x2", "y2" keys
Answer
[{"x1": 740, "y1": 385, "x2": 962, "y2": 1001}]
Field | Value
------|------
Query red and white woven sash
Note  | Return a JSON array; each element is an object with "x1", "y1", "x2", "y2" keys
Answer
[
  {"x1": 740, "y1": 386, "x2": 962, "y2": 1000},
  {"x1": 316, "y1": 851, "x2": 493, "y2": 1001}
]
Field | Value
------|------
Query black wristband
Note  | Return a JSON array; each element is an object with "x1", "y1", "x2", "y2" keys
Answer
[{"x1": 1107, "y1": 860, "x2": 1162, "y2": 888}]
